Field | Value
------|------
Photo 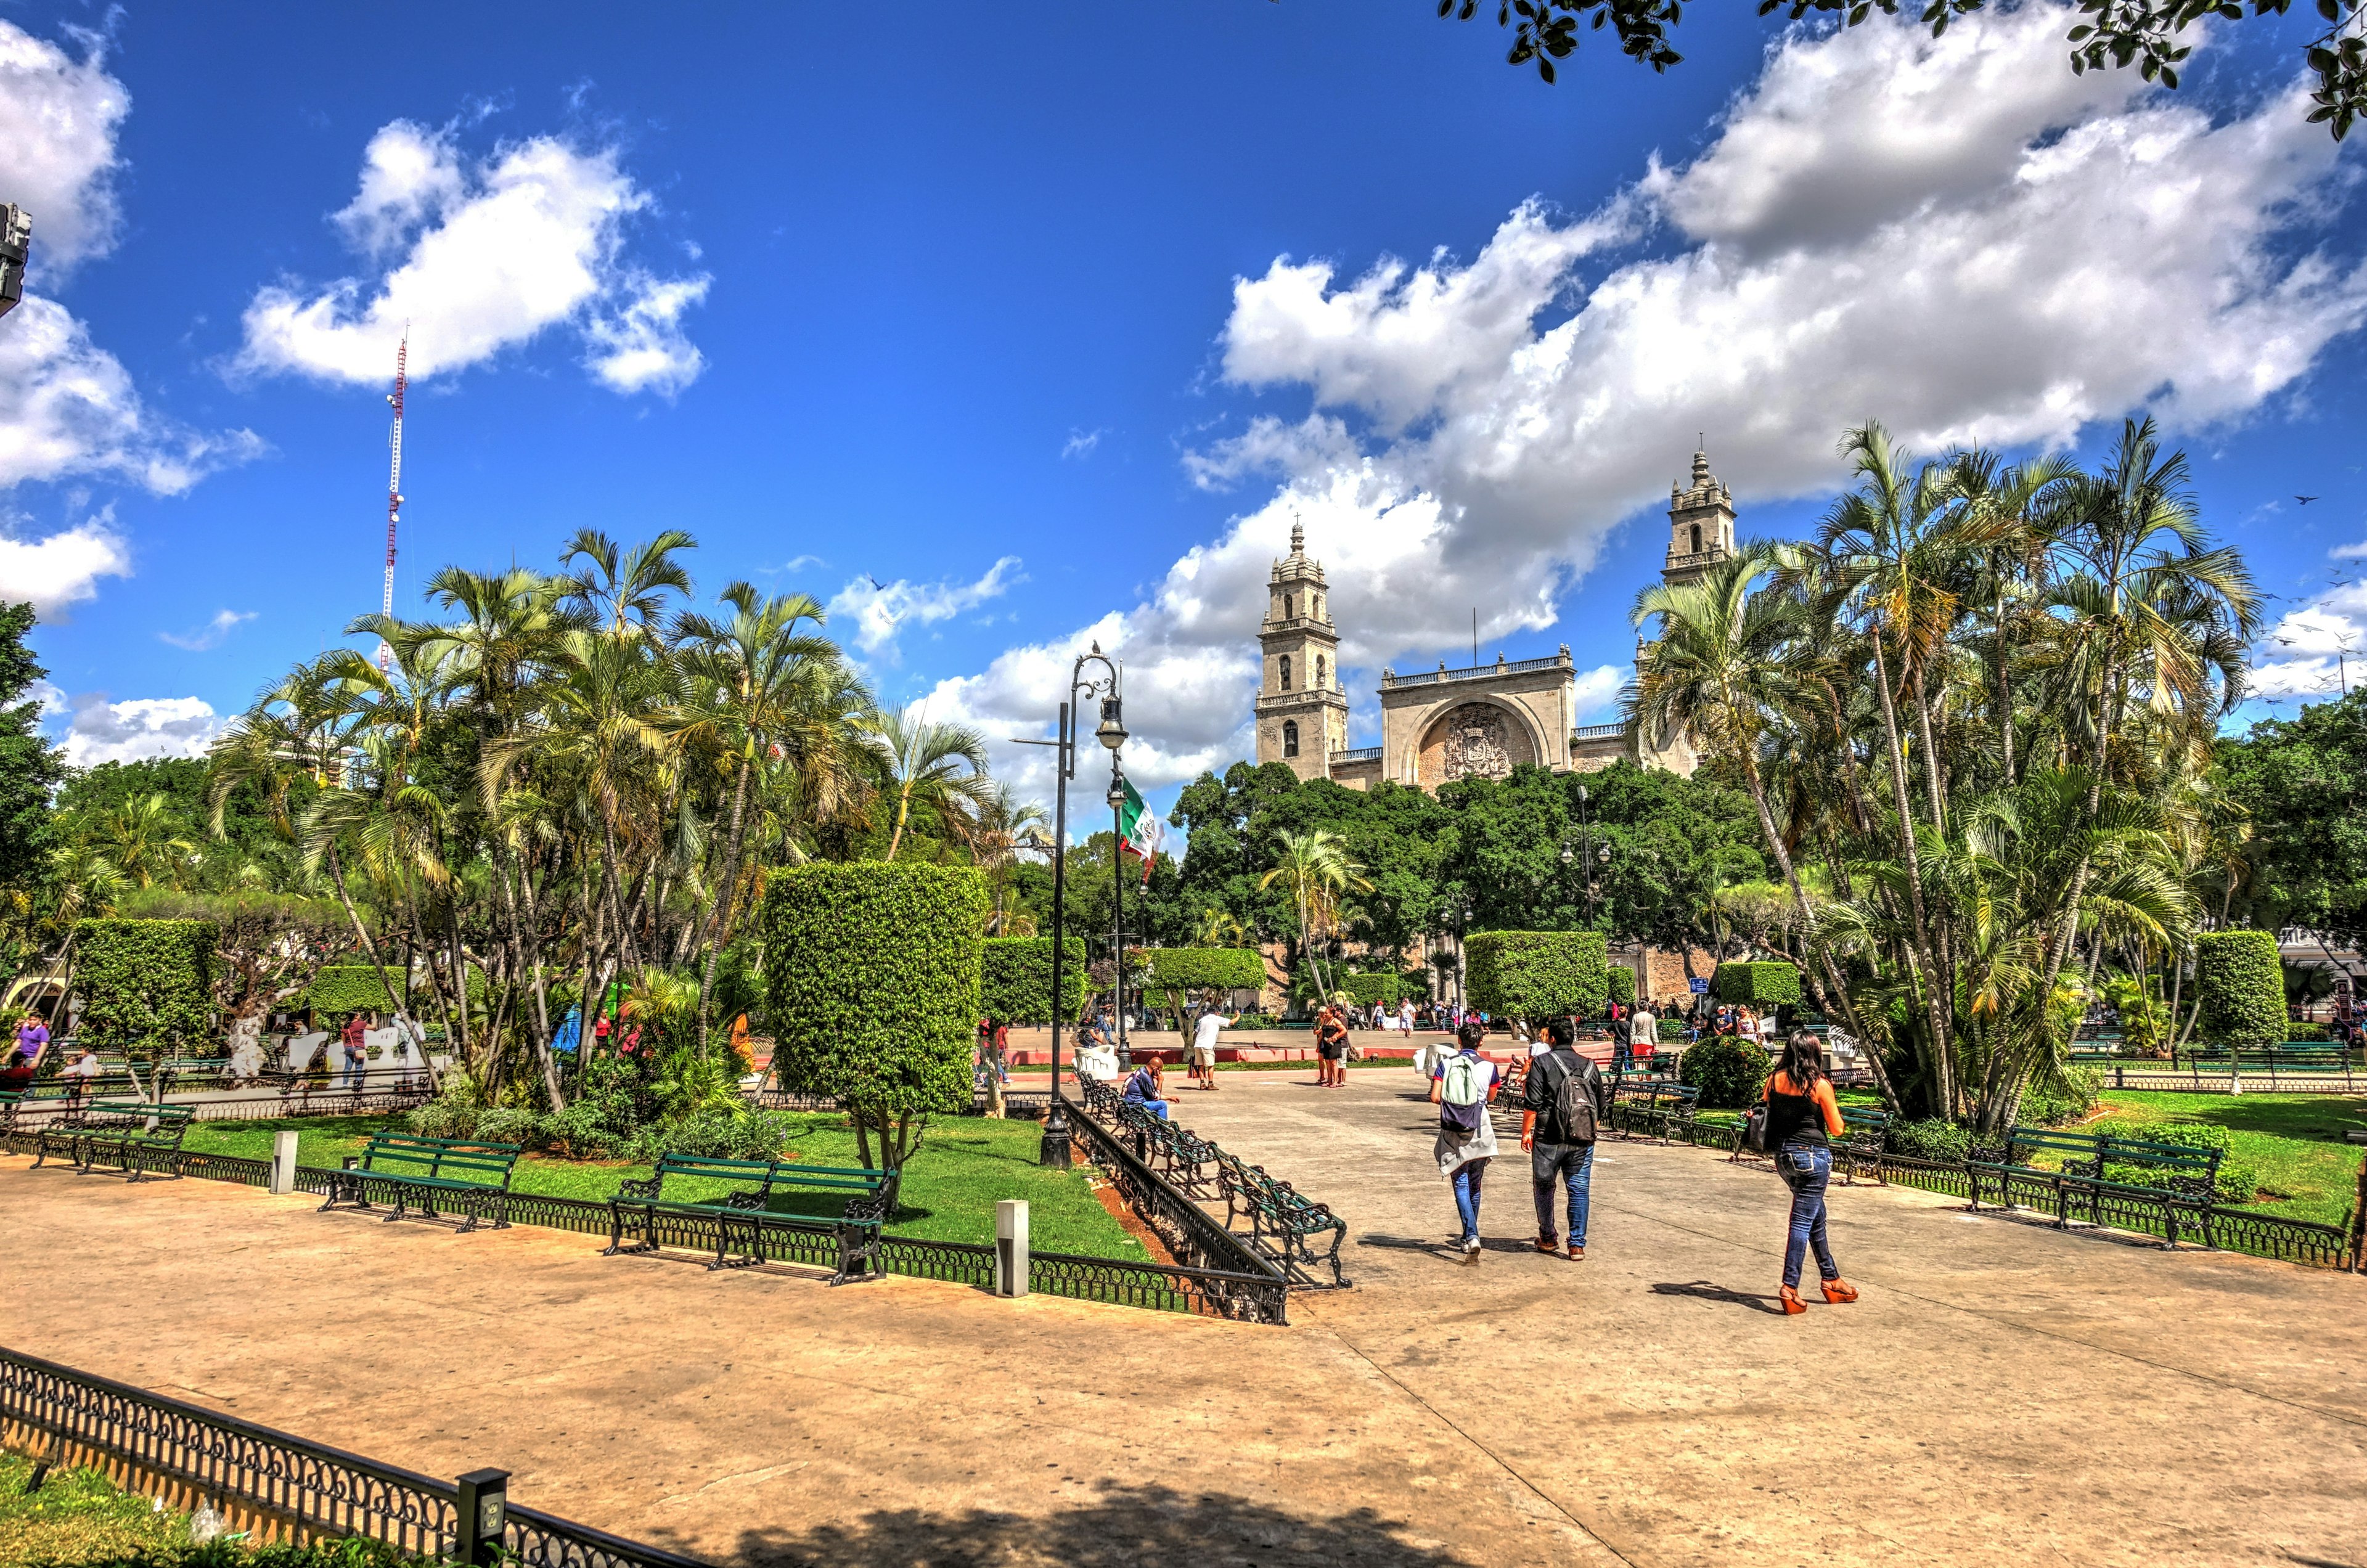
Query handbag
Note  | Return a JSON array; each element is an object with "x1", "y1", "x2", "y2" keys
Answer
[{"x1": 1741, "y1": 1103, "x2": 1769, "y2": 1154}]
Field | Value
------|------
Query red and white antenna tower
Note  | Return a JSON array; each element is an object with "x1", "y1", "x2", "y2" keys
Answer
[{"x1": 377, "y1": 329, "x2": 409, "y2": 672}]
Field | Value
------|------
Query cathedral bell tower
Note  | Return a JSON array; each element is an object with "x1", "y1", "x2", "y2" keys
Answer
[
  {"x1": 1663, "y1": 446, "x2": 1735, "y2": 589},
  {"x1": 1253, "y1": 518, "x2": 1351, "y2": 782}
]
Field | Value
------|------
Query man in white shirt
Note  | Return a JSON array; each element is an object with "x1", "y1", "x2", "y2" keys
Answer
[{"x1": 1190, "y1": 1006, "x2": 1236, "y2": 1091}]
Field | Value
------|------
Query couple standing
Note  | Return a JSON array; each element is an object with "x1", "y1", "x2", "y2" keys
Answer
[{"x1": 1429, "y1": 1019, "x2": 1613, "y2": 1265}]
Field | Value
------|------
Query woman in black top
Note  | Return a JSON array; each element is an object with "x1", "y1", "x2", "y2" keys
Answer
[{"x1": 1762, "y1": 1031, "x2": 1857, "y2": 1315}]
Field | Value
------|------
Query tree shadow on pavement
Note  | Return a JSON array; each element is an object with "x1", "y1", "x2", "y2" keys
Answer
[
  {"x1": 728, "y1": 1483, "x2": 1482, "y2": 1567},
  {"x1": 1650, "y1": 1280, "x2": 1787, "y2": 1315}
]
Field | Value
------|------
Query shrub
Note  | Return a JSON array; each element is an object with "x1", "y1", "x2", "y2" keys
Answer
[
  {"x1": 2194, "y1": 929, "x2": 2284, "y2": 1047},
  {"x1": 2286, "y1": 1023, "x2": 2329, "y2": 1043},
  {"x1": 2104, "y1": 1119, "x2": 2257, "y2": 1204},
  {"x1": 629, "y1": 1106, "x2": 798, "y2": 1162},
  {"x1": 1711, "y1": 960, "x2": 1801, "y2": 1008},
  {"x1": 75, "y1": 918, "x2": 217, "y2": 1055},
  {"x1": 474, "y1": 1106, "x2": 546, "y2": 1148},
  {"x1": 1606, "y1": 966, "x2": 1635, "y2": 1007},
  {"x1": 761, "y1": 862, "x2": 986, "y2": 1169},
  {"x1": 980, "y1": 936, "x2": 1087, "y2": 1024},
  {"x1": 1887, "y1": 1118, "x2": 1973, "y2": 1164},
  {"x1": 1677, "y1": 1036, "x2": 1766, "y2": 1109},
  {"x1": 1343, "y1": 972, "x2": 1407, "y2": 1005},
  {"x1": 406, "y1": 1084, "x2": 481, "y2": 1141},
  {"x1": 1140, "y1": 946, "x2": 1268, "y2": 998},
  {"x1": 1465, "y1": 931, "x2": 1608, "y2": 1021},
  {"x1": 2020, "y1": 1065, "x2": 2102, "y2": 1126},
  {"x1": 1232, "y1": 1012, "x2": 1278, "y2": 1030},
  {"x1": 306, "y1": 965, "x2": 407, "y2": 1016}
]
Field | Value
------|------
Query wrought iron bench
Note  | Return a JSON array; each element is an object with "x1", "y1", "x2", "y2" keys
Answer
[
  {"x1": 1611, "y1": 1081, "x2": 1700, "y2": 1145},
  {"x1": 319, "y1": 1132, "x2": 521, "y2": 1231},
  {"x1": 1214, "y1": 1150, "x2": 1349, "y2": 1287},
  {"x1": 604, "y1": 1152, "x2": 897, "y2": 1283},
  {"x1": 33, "y1": 1100, "x2": 194, "y2": 1180},
  {"x1": 1968, "y1": 1126, "x2": 2223, "y2": 1247},
  {"x1": 1113, "y1": 1101, "x2": 1220, "y2": 1195},
  {"x1": 1836, "y1": 1106, "x2": 1889, "y2": 1183}
]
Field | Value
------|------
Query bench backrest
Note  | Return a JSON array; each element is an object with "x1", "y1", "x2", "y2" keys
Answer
[
  {"x1": 76, "y1": 1101, "x2": 194, "y2": 1137},
  {"x1": 1840, "y1": 1108, "x2": 1888, "y2": 1130},
  {"x1": 772, "y1": 1159, "x2": 891, "y2": 1199},
  {"x1": 2096, "y1": 1133, "x2": 2222, "y2": 1177},
  {"x1": 358, "y1": 1133, "x2": 520, "y2": 1185},
  {"x1": 2005, "y1": 1127, "x2": 2103, "y2": 1163},
  {"x1": 650, "y1": 1153, "x2": 781, "y2": 1199}
]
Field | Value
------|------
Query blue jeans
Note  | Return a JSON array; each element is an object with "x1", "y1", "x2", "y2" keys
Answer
[
  {"x1": 1129, "y1": 1097, "x2": 1169, "y2": 1121},
  {"x1": 1531, "y1": 1142, "x2": 1594, "y2": 1246},
  {"x1": 1450, "y1": 1158, "x2": 1489, "y2": 1244},
  {"x1": 1778, "y1": 1143, "x2": 1839, "y2": 1288}
]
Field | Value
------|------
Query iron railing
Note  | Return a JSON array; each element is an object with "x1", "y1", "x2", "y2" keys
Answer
[
  {"x1": 1381, "y1": 653, "x2": 1568, "y2": 687},
  {"x1": 0, "y1": 1345, "x2": 706, "y2": 1567}
]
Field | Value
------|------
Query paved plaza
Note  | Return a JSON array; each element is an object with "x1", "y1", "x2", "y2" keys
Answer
[{"x1": 5, "y1": 1069, "x2": 2365, "y2": 1566}]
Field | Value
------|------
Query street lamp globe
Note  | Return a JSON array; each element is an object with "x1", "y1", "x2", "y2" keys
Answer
[{"x1": 1095, "y1": 696, "x2": 1127, "y2": 751}]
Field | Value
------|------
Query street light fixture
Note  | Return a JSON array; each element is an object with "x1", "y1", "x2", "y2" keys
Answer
[
  {"x1": 0, "y1": 206, "x2": 30, "y2": 321},
  {"x1": 1014, "y1": 646, "x2": 1123, "y2": 1168}
]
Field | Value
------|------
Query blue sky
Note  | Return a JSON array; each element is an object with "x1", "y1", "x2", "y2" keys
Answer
[{"x1": 2, "y1": 2, "x2": 2362, "y2": 814}]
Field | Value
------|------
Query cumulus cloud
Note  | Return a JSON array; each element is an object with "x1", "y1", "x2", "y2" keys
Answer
[
  {"x1": 827, "y1": 557, "x2": 1023, "y2": 661},
  {"x1": 0, "y1": 27, "x2": 262, "y2": 506},
  {"x1": 0, "y1": 510, "x2": 131, "y2": 615},
  {"x1": 935, "y1": 5, "x2": 2365, "y2": 802},
  {"x1": 2249, "y1": 584, "x2": 2367, "y2": 701},
  {"x1": 237, "y1": 120, "x2": 709, "y2": 393},
  {"x1": 157, "y1": 608, "x2": 255, "y2": 651},
  {"x1": 0, "y1": 22, "x2": 128, "y2": 274},
  {"x1": 49, "y1": 692, "x2": 223, "y2": 766}
]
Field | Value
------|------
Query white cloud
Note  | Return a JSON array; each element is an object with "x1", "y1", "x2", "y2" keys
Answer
[
  {"x1": 51, "y1": 693, "x2": 223, "y2": 766},
  {"x1": 827, "y1": 557, "x2": 1023, "y2": 661},
  {"x1": 157, "y1": 608, "x2": 255, "y2": 651},
  {"x1": 237, "y1": 121, "x2": 709, "y2": 393},
  {"x1": 936, "y1": 5, "x2": 2366, "y2": 804},
  {"x1": 1061, "y1": 427, "x2": 1105, "y2": 460},
  {"x1": 0, "y1": 22, "x2": 128, "y2": 274},
  {"x1": 0, "y1": 511, "x2": 130, "y2": 615},
  {"x1": 1571, "y1": 663, "x2": 1625, "y2": 721},
  {"x1": 2249, "y1": 586, "x2": 2366, "y2": 701},
  {"x1": 2332, "y1": 539, "x2": 2367, "y2": 560}
]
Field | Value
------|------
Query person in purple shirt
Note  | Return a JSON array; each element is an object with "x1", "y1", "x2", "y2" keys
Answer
[{"x1": 14, "y1": 1013, "x2": 49, "y2": 1069}]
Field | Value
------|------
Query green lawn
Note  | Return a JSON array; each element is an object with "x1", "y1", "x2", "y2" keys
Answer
[
  {"x1": 2089, "y1": 1091, "x2": 2366, "y2": 1229},
  {"x1": 0, "y1": 1451, "x2": 431, "y2": 1567},
  {"x1": 181, "y1": 1111, "x2": 1148, "y2": 1259}
]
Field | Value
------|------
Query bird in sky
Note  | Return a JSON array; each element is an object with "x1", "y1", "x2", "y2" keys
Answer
[
  {"x1": 864, "y1": 574, "x2": 886, "y2": 590},
  {"x1": 2296, "y1": 495, "x2": 2320, "y2": 505}
]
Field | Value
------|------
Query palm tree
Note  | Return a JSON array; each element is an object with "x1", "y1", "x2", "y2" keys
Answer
[
  {"x1": 864, "y1": 704, "x2": 992, "y2": 861},
  {"x1": 674, "y1": 581, "x2": 852, "y2": 1046},
  {"x1": 100, "y1": 794, "x2": 199, "y2": 891},
  {"x1": 1258, "y1": 827, "x2": 1371, "y2": 999},
  {"x1": 962, "y1": 780, "x2": 1050, "y2": 937}
]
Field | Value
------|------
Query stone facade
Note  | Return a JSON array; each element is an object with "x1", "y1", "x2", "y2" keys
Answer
[{"x1": 1251, "y1": 446, "x2": 1735, "y2": 788}]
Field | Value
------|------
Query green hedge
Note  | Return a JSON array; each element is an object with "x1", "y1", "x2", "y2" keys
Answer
[
  {"x1": 306, "y1": 965, "x2": 407, "y2": 1015},
  {"x1": 1465, "y1": 931, "x2": 1608, "y2": 1019},
  {"x1": 980, "y1": 936, "x2": 1087, "y2": 1024},
  {"x1": 2195, "y1": 930, "x2": 2284, "y2": 1047},
  {"x1": 1711, "y1": 960, "x2": 1801, "y2": 1007},
  {"x1": 75, "y1": 918, "x2": 217, "y2": 1053},
  {"x1": 1139, "y1": 947, "x2": 1268, "y2": 995},
  {"x1": 1677, "y1": 1036, "x2": 1765, "y2": 1110},
  {"x1": 1343, "y1": 972, "x2": 1406, "y2": 1005},
  {"x1": 759, "y1": 862, "x2": 985, "y2": 1161},
  {"x1": 2104, "y1": 1120, "x2": 2257, "y2": 1205},
  {"x1": 1607, "y1": 966, "x2": 1635, "y2": 1006}
]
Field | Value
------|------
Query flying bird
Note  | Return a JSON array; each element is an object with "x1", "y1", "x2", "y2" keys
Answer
[
  {"x1": 864, "y1": 574, "x2": 886, "y2": 590},
  {"x1": 2296, "y1": 495, "x2": 2320, "y2": 505}
]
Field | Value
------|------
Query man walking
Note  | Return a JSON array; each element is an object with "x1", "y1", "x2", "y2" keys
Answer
[
  {"x1": 1429, "y1": 1022, "x2": 1500, "y2": 1265},
  {"x1": 1522, "y1": 1019, "x2": 1613, "y2": 1260},
  {"x1": 1190, "y1": 1003, "x2": 1235, "y2": 1090}
]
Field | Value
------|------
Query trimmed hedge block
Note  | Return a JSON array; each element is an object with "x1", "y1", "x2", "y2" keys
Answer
[
  {"x1": 1465, "y1": 931, "x2": 1608, "y2": 1020},
  {"x1": 1606, "y1": 966, "x2": 1635, "y2": 1006},
  {"x1": 306, "y1": 965, "x2": 407, "y2": 1015},
  {"x1": 2194, "y1": 930, "x2": 2284, "y2": 1048},
  {"x1": 760, "y1": 863, "x2": 986, "y2": 1130},
  {"x1": 980, "y1": 936, "x2": 1087, "y2": 1025},
  {"x1": 1712, "y1": 960, "x2": 1801, "y2": 1008},
  {"x1": 75, "y1": 918, "x2": 217, "y2": 1052},
  {"x1": 1343, "y1": 973, "x2": 1405, "y2": 1005},
  {"x1": 1139, "y1": 947, "x2": 1269, "y2": 996}
]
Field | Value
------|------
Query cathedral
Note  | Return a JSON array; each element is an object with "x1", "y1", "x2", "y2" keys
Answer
[{"x1": 1253, "y1": 446, "x2": 1737, "y2": 790}]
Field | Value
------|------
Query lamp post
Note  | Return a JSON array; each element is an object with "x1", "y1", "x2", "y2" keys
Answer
[
  {"x1": 1021, "y1": 647, "x2": 1123, "y2": 1168},
  {"x1": 0, "y1": 206, "x2": 28, "y2": 321},
  {"x1": 1108, "y1": 764, "x2": 1129, "y2": 1069}
]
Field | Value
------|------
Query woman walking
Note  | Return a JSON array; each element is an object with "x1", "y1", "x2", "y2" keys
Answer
[{"x1": 1763, "y1": 1030, "x2": 1858, "y2": 1314}]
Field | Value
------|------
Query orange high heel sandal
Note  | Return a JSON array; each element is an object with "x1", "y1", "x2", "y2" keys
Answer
[
  {"x1": 1778, "y1": 1286, "x2": 1807, "y2": 1315},
  {"x1": 1821, "y1": 1278, "x2": 1859, "y2": 1304}
]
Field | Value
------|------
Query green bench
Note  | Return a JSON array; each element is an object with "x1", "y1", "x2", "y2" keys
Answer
[
  {"x1": 33, "y1": 1100, "x2": 194, "y2": 1180},
  {"x1": 1836, "y1": 1106, "x2": 1890, "y2": 1182},
  {"x1": 1611, "y1": 1080, "x2": 1700, "y2": 1145},
  {"x1": 320, "y1": 1132, "x2": 521, "y2": 1231},
  {"x1": 1968, "y1": 1125, "x2": 2223, "y2": 1246},
  {"x1": 603, "y1": 1152, "x2": 897, "y2": 1283}
]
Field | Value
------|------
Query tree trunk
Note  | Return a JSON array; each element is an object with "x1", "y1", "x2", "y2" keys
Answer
[
  {"x1": 1866, "y1": 634, "x2": 1952, "y2": 1111},
  {"x1": 322, "y1": 843, "x2": 438, "y2": 1093},
  {"x1": 695, "y1": 760, "x2": 755, "y2": 1056}
]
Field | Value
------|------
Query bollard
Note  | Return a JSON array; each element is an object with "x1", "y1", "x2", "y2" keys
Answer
[
  {"x1": 994, "y1": 1199, "x2": 1030, "y2": 1298},
  {"x1": 455, "y1": 1468, "x2": 510, "y2": 1566},
  {"x1": 269, "y1": 1130, "x2": 299, "y2": 1196}
]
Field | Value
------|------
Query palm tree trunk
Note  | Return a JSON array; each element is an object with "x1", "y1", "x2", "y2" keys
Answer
[
  {"x1": 505, "y1": 849, "x2": 565, "y2": 1111},
  {"x1": 1869, "y1": 632, "x2": 1955, "y2": 1114},
  {"x1": 695, "y1": 759, "x2": 755, "y2": 1054},
  {"x1": 322, "y1": 843, "x2": 438, "y2": 1093},
  {"x1": 1910, "y1": 666, "x2": 1947, "y2": 830}
]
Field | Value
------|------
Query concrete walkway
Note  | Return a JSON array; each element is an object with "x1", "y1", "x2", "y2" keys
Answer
[{"x1": 6, "y1": 1069, "x2": 2365, "y2": 1566}]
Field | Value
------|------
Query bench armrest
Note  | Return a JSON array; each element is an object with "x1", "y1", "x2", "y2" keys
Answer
[
  {"x1": 341, "y1": 1155, "x2": 359, "y2": 1171},
  {"x1": 614, "y1": 1174, "x2": 663, "y2": 1202}
]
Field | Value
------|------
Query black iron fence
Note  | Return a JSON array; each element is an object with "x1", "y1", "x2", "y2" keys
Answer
[
  {"x1": 1637, "y1": 1109, "x2": 2361, "y2": 1272},
  {"x1": 2, "y1": 1068, "x2": 432, "y2": 1129},
  {"x1": 0, "y1": 1345, "x2": 706, "y2": 1567},
  {"x1": 0, "y1": 1124, "x2": 1292, "y2": 1325}
]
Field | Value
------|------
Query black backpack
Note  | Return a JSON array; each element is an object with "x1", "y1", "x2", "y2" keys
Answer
[{"x1": 1548, "y1": 1053, "x2": 1601, "y2": 1145}]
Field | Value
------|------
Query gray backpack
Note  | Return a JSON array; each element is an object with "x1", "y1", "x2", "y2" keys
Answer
[{"x1": 1552, "y1": 1055, "x2": 1601, "y2": 1145}]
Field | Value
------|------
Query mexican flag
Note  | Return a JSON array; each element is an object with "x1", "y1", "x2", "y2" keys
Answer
[{"x1": 1118, "y1": 775, "x2": 1165, "y2": 886}]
